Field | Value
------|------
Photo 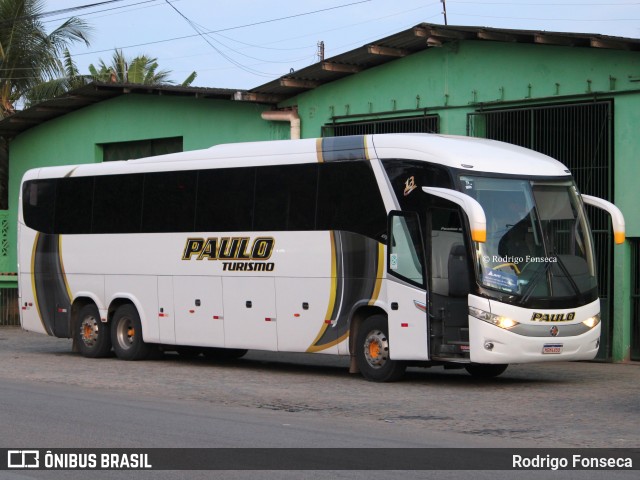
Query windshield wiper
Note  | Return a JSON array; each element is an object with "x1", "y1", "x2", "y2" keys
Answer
[
  {"x1": 518, "y1": 261, "x2": 552, "y2": 305},
  {"x1": 552, "y1": 250, "x2": 582, "y2": 297}
]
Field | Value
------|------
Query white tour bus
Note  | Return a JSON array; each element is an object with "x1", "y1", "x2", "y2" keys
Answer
[{"x1": 18, "y1": 134, "x2": 625, "y2": 381}]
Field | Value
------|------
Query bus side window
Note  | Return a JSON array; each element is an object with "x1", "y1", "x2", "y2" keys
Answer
[
  {"x1": 254, "y1": 164, "x2": 317, "y2": 231},
  {"x1": 54, "y1": 177, "x2": 94, "y2": 234},
  {"x1": 317, "y1": 162, "x2": 387, "y2": 240},
  {"x1": 387, "y1": 211, "x2": 425, "y2": 288},
  {"x1": 93, "y1": 174, "x2": 143, "y2": 234},
  {"x1": 23, "y1": 179, "x2": 56, "y2": 234},
  {"x1": 142, "y1": 171, "x2": 197, "y2": 233},
  {"x1": 196, "y1": 167, "x2": 256, "y2": 232}
]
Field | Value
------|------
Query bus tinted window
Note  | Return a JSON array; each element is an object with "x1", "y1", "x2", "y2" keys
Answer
[
  {"x1": 54, "y1": 177, "x2": 93, "y2": 234},
  {"x1": 93, "y1": 174, "x2": 143, "y2": 233},
  {"x1": 196, "y1": 167, "x2": 255, "y2": 232},
  {"x1": 317, "y1": 162, "x2": 386, "y2": 239},
  {"x1": 254, "y1": 164, "x2": 318, "y2": 231},
  {"x1": 142, "y1": 171, "x2": 197, "y2": 233},
  {"x1": 382, "y1": 159, "x2": 452, "y2": 213},
  {"x1": 22, "y1": 179, "x2": 56, "y2": 234}
]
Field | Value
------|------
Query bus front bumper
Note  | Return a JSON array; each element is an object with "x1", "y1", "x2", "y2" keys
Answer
[{"x1": 468, "y1": 316, "x2": 601, "y2": 364}]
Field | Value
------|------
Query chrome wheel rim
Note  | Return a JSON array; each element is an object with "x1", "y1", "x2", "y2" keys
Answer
[
  {"x1": 363, "y1": 329, "x2": 389, "y2": 369},
  {"x1": 80, "y1": 315, "x2": 100, "y2": 347},
  {"x1": 115, "y1": 316, "x2": 135, "y2": 350}
]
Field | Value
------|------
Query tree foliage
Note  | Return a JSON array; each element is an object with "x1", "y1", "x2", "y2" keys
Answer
[
  {"x1": 89, "y1": 49, "x2": 197, "y2": 86},
  {"x1": 0, "y1": 0, "x2": 91, "y2": 117}
]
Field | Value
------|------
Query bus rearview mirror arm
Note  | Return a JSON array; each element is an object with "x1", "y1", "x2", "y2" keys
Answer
[
  {"x1": 581, "y1": 194, "x2": 626, "y2": 245},
  {"x1": 422, "y1": 187, "x2": 487, "y2": 243}
]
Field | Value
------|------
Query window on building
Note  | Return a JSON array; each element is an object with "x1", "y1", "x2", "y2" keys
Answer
[
  {"x1": 102, "y1": 137, "x2": 183, "y2": 162},
  {"x1": 322, "y1": 115, "x2": 439, "y2": 137}
]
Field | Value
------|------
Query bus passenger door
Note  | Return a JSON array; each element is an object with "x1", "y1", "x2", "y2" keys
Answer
[
  {"x1": 427, "y1": 207, "x2": 471, "y2": 360},
  {"x1": 223, "y1": 277, "x2": 278, "y2": 351},
  {"x1": 386, "y1": 212, "x2": 429, "y2": 360},
  {"x1": 174, "y1": 276, "x2": 225, "y2": 348}
]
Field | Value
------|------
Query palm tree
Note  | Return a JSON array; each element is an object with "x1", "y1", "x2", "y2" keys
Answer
[
  {"x1": 89, "y1": 49, "x2": 197, "y2": 86},
  {"x1": 24, "y1": 48, "x2": 91, "y2": 107},
  {"x1": 0, "y1": 0, "x2": 91, "y2": 117}
]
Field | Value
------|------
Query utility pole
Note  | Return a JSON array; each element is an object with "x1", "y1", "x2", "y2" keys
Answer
[
  {"x1": 441, "y1": 0, "x2": 448, "y2": 25},
  {"x1": 317, "y1": 41, "x2": 325, "y2": 62}
]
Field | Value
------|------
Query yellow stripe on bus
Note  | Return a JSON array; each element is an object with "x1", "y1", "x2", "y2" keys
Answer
[{"x1": 306, "y1": 231, "x2": 338, "y2": 352}]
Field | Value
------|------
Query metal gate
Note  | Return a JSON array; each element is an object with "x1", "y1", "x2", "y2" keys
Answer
[
  {"x1": 632, "y1": 239, "x2": 640, "y2": 361},
  {"x1": 468, "y1": 101, "x2": 614, "y2": 359},
  {"x1": 322, "y1": 114, "x2": 439, "y2": 137}
]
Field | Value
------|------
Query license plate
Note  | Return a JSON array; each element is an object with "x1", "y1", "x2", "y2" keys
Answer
[{"x1": 542, "y1": 343, "x2": 563, "y2": 354}]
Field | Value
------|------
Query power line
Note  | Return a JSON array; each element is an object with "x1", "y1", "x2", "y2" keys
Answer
[
  {"x1": 0, "y1": 0, "x2": 138, "y2": 27},
  {"x1": 68, "y1": 0, "x2": 376, "y2": 80},
  {"x1": 43, "y1": 0, "x2": 161, "y2": 24},
  {"x1": 163, "y1": 0, "x2": 276, "y2": 77},
  {"x1": 449, "y1": 1, "x2": 640, "y2": 5}
]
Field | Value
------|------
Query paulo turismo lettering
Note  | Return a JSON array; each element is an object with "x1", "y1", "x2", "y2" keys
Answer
[
  {"x1": 513, "y1": 454, "x2": 632, "y2": 470},
  {"x1": 182, "y1": 236, "x2": 275, "y2": 272},
  {"x1": 531, "y1": 311, "x2": 576, "y2": 322}
]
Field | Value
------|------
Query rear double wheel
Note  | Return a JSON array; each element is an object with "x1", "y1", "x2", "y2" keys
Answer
[
  {"x1": 355, "y1": 315, "x2": 406, "y2": 382},
  {"x1": 111, "y1": 304, "x2": 153, "y2": 360}
]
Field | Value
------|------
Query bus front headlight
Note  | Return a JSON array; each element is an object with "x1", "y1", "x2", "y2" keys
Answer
[
  {"x1": 469, "y1": 307, "x2": 519, "y2": 330},
  {"x1": 582, "y1": 313, "x2": 601, "y2": 329}
]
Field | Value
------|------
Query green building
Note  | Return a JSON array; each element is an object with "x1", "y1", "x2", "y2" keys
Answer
[{"x1": 1, "y1": 24, "x2": 638, "y2": 362}]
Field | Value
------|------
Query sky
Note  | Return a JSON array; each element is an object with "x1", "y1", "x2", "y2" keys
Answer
[{"x1": 45, "y1": 0, "x2": 640, "y2": 90}]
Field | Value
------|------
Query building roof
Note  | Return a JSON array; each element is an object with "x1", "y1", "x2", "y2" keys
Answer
[
  {"x1": 0, "y1": 82, "x2": 240, "y2": 138},
  {"x1": 239, "y1": 23, "x2": 640, "y2": 102},
  {"x1": 2, "y1": 23, "x2": 639, "y2": 137}
]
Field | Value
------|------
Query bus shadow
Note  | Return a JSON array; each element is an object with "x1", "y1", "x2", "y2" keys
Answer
[{"x1": 158, "y1": 350, "x2": 568, "y2": 386}]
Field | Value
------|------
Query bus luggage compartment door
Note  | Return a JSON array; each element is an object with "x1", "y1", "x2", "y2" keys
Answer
[
  {"x1": 174, "y1": 276, "x2": 225, "y2": 348},
  {"x1": 223, "y1": 277, "x2": 277, "y2": 351}
]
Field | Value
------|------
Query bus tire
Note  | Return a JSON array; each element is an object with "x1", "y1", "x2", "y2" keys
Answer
[
  {"x1": 75, "y1": 304, "x2": 112, "y2": 358},
  {"x1": 465, "y1": 363, "x2": 508, "y2": 378},
  {"x1": 111, "y1": 304, "x2": 152, "y2": 361},
  {"x1": 355, "y1": 315, "x2": 406, "y2": 382}
]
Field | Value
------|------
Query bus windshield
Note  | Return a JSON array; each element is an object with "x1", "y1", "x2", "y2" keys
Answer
[{"x1": 460, "y1": 176, "x2": 597, "y2": 305}]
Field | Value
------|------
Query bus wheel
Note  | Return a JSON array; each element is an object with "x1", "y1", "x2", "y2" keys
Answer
[
  {"x1": 202, "y1": 347, "x2": 248, "y2": 360},
  {"x1": 464, "y1": 363, "x2": 508, "y2": 378},
  {"x1": 355, "y1": 315, "x2": 406, "y2": 382},
  {"x1": 75, "y1": 304, "x2": 112, "y2": 358},
  {"x1": 111, "y1": 304, "x2": 152, "y2": 361}
]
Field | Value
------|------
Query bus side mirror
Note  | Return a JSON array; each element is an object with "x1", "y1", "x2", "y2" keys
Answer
[
  {"x1": 422, "y1": 187, "x2": 487, "y2": 243},
  {"x1": 581, "y1": 194, "x2": 626, "y2": 245}
]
